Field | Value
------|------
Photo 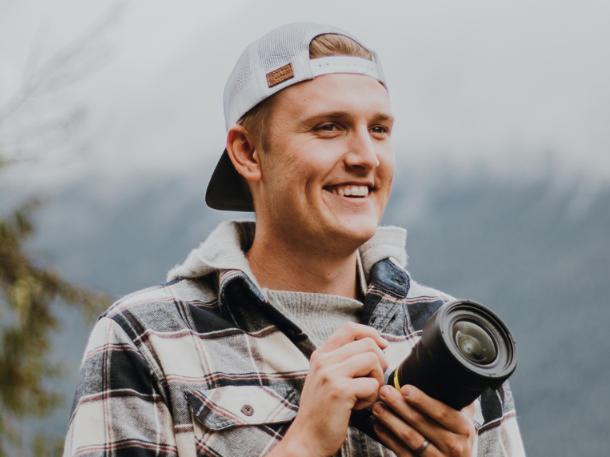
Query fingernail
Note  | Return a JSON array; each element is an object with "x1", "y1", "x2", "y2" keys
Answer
[
  {"x1": 379, "y1": 385, "x2": 391, "y2": 398},
  {"x1": 402, "y1": 386, "x2": 412, "y2": 397},
  {"x1": 373, "y1": 403, "x2": 384, "y2": 415}
]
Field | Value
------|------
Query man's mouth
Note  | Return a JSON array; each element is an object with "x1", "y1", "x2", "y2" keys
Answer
[{"x1": 325, "y1": 184, "x2": 371, "y2": 198}]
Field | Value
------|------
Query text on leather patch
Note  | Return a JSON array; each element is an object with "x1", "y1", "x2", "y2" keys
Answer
[{"x1": 266, "y1": 63, "x2": 294, "y2": 88}]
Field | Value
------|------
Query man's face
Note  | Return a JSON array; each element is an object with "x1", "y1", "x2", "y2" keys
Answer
[{"x1": 254, "y1": 72, "x2": 395, "y2": 252}]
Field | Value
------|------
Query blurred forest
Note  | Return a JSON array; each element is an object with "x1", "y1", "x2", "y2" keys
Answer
[
  {"x1": 0, "y1": 10, "x2": 119, "y2": 456},
  {"x1": 0, "y1": 195, "x2": 106, "y2": 456}
]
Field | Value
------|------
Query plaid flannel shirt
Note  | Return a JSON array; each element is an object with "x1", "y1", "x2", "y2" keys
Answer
[{"x1": 64, "y1": 222, "x2": 525, "y2": 457}]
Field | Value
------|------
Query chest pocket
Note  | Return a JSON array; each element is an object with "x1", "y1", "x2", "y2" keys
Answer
[{"x1": 186, "y1": 385, "x2": 299, "y2": 456}]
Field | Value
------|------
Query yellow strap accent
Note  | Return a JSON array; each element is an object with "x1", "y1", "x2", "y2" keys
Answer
[{"x1": 393, "y1": 370, "x2": 401, "y2": 390}]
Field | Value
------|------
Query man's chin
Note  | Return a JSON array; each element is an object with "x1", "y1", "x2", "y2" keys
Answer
[{"x1": 327, "y1": 217, "x2": 379, "y2": 248}]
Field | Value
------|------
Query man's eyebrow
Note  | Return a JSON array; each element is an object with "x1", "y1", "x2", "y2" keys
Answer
[
  {"x1": 304, "y1": 111, "x2": 351, "y2": 121},
  {"x1": 371, "y1": 113, "x2": 394, "y2": 123},
  {"x1": 301, "y1": 111, "x2": 394, "y2": 123}
]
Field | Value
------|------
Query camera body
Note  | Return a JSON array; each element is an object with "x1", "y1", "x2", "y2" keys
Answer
[{"x1": 350, "y1": 299, "x2": 518, "y2": 442}]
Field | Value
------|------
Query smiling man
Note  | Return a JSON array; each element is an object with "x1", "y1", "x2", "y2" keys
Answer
[{"x1": 64, "y1": 23, "x2": 525, "y2": 457}]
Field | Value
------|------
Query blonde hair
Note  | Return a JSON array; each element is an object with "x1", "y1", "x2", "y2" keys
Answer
[
  {"x1": 238, "y1": 34, "x2": 373, "y2": 150},
  {"x1": 309, "y1": 33, "x2": 372, "y2": 61}
]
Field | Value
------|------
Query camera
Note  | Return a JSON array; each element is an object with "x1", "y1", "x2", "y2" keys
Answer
[{"x1": 350, "y1": 299, "x2": 518, "y2": 442}]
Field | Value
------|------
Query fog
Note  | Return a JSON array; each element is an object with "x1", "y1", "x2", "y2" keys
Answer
[{"x1": 1, "y1": 0, "x2": 609, "y2": 197}]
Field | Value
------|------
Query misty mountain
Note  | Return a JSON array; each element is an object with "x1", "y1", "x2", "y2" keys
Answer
[{"x1": 28, "y1": 171, "x2": 610, "y2": 456}]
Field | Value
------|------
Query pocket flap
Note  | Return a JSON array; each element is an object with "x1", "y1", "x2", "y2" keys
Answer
[{"x1": 186, "y1": 385, "x2": 299, "y2": 431}]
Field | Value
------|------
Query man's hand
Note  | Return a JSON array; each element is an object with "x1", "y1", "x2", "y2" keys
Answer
[
  {"x1": 372, "y1": 385, "x2": 476, "y2": 457},
  {"x1": 268, "y1": 322, "x2": 388, "y2": 457}
]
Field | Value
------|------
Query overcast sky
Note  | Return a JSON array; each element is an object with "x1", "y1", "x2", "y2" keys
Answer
[{"x1": 1, "y1": 0, "x2": 609, "y2": 198}]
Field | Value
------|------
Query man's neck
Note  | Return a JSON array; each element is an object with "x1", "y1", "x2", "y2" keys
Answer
[{"x1": 246, "y1": 230, "x2": 360, "y2": 299}]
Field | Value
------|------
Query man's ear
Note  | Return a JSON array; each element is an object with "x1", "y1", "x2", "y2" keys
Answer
[{"x1": 226, "y1": 124, "x2": 262, "y2": 183}]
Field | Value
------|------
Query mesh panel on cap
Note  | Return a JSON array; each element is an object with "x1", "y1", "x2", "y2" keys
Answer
[
  {"x1": 223, "y1": 22, "x2": 382, "y2": 130},
  {"x1": 258, "y1": 27, "x2": 305, "y2": 71}
]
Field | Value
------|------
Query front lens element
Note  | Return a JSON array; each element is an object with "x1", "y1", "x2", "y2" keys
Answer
[{"x1": 452, "y1": 320, "x2": 497, "y2": 364}]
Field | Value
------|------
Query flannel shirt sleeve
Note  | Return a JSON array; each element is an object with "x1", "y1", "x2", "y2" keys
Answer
[
  {"x1": 474, "y1": 382, "x2": 527, "y2": 457},
  {"x1": 495, "y1": 414, "x2": 526, "y2": 457},
  {"x1": 494, "y1": 382, "x2": 526, "y2": 457},
  {"x1": 63, "y1": 316, "x2": 179, "y2": 457}
]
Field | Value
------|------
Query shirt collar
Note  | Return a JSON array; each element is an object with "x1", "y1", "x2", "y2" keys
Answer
[
  {"x1": 167, "y1": 220, "x2": 408, "y2": 289},
  {"x1": 172, "y1": 220, "x2": 410, "y2": 344}
]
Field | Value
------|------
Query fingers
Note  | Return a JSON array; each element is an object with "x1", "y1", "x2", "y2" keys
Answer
[
  {"x1": 350, "y1": 377, "x2": 381, "y2": 410},
  {"x1": 305, "y1": 332, "x2": 388, "y2": 411},
  {"x1": 399, "y1": 385, "x2": 474, "y2": 437},
  {"x1": 285, "y1": 325, "x2": 388, "y2": 456},
  {"x1": 334, "y1": 351, "x2": 386, "y2": 388},
  {"x1": 374, "y1": 421, "x2": 441, "y2": 457},
  {"x1": 312, "y1": 336, "x2": 388, "y2": 373},
  {"x1": 321, "y1": 322, "x2": 388, "y2": 353},
  {"x1": 373, "y1": 421, "x2": 416, "y2": 456},
  {"x1": 375, "y1": 385, "x2": 476, "y2": 457},
  {"x1": 373, "y1": 401, "x2": 442, "y2": 457},
  {"x1": 312, "y1": 351, "x2": 386, "y2": 405},
  {"x1": 375, "y1": 386, "x2": 442, "y2": 439}
]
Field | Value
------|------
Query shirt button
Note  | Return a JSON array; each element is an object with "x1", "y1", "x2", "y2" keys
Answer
[{"x1": 241, "y1": 405, "x2": 254, "y2": 416}]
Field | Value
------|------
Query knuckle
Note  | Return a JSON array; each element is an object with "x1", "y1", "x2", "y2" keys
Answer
[
  {"x1": 445, "y1": 437, "x2": 463, "y2": 456},
  {"x1": 311, "y1": 350, "x2": 332, "y2": 368},
  {"x1": 328, "y1": 381, "x2": 346, "y2": 399},
  {"x1": 319, "y1": 367, "x2": 334, "y2": 383},
  {"x1": 309, "y1": 353, "x2": 324, "y2": 370},
  {"x1": 363, "y1": 337, "x2": 377, "y2": 349},
  {"x1": 437, "y1": 408, "x2": 450, "y2": 423},
  {"x1": 310, "y1": 347, "x2": 326, "y2": 361},
  {"x1": 460, "y1": 422, "x2": 475, "y2": 439},
  {"x1": 397, "y1": 427, "x2": 416, "y2": 444},
  {"x1": 408, "y1": 408, "x2": 425, "y2": 424},
  {"x1": 364, "y1": 351, "x2": 378, "y2": 364}
]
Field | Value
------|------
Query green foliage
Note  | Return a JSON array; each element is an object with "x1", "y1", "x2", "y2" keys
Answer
[
  {"x1": 0, "y1": 6, "x2": 121, "y2": 454},
  {"x1": 0, "y1": 201, "x2": 109, "y2": 456}
]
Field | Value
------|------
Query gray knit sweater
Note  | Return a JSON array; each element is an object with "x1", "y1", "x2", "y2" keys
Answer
[
  {"x1": 265, "y1": 251, "x2": 368, "y2": 347},
  {"x1": 267, "y1": 290, "x2": 363, "y2": 347}
]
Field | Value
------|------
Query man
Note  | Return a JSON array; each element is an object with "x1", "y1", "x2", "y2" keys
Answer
[{"x1": 64, "y1": 23, "x2": 525, "y2": 457}]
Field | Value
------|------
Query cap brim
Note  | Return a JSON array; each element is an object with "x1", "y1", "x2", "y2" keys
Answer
[{"x1": 205, "y1": 149, "x2": 255, "y2": 212}]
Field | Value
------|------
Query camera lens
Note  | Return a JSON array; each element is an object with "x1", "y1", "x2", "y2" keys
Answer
[
  {"x1": 452, "y1": 320, "x2": 497, "y2": 364},
  {"x1": 349, "y1": 299, "x2": 518, "y2": 444},
  {"x1": 388, "y1": 299, "x2": 517, "y2": 409}
]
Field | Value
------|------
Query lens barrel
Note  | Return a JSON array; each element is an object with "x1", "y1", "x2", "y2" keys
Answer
[
  {"x1": 390, "y1": 299, "x2": 517, "y2": 410},
  {"x1": 349, "y1": 299, "x2": 517, "y2": 441}
]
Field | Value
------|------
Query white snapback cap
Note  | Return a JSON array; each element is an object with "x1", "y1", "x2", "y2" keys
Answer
[{"x1": 206, "y1": 22, "x2": 387, "y2": 211}]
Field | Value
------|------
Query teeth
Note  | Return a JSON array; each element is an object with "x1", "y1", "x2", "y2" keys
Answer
[{"x1": 329, "y1": 185, "x2": 370, "y2": 197}]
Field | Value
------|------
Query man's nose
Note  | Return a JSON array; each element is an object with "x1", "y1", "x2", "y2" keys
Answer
[{"x1": 344, "y1": 126, "x2": 380, "y2": 171}]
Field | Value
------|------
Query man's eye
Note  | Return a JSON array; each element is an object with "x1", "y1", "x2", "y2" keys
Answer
[
  {"x1": 319, "y1": 124, "x2": 336, "y2": 131},
  {"x1": 371, "y1": 126, "x2": 387, "y2": 134}
]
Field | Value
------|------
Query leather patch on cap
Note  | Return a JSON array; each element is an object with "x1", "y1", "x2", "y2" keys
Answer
[{"x1": 266, "y1": 63, "x2": 294, "y2": 88}]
